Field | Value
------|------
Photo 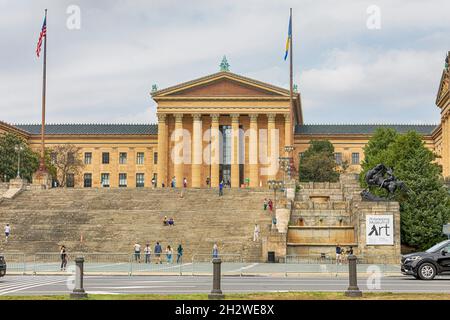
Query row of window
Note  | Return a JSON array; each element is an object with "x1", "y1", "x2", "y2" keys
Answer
[
  {"x1": 84, "y1": 152, "x2": 158, "y2": 165},
  {"x1": 334, "y1": 152, "x2": 360, "y2": 165},
  {"x1": 76, "y1": 173, "x2": 148, "y2": 188},
  {"x1": 299, "y1": 152, "x2": 360, "y2": 165}
]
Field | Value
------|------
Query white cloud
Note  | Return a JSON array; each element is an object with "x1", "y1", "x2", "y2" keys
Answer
[{"x1": 0, "y1": 0, "x2": 448, "y2": 125}]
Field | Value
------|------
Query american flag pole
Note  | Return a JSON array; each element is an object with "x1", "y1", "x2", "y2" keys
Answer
[{"x1": 39, "y1": 9, "x2": 47, "y2": 171}]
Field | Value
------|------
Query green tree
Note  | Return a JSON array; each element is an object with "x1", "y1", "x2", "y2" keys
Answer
[
  {"x1": 361, "y1": 128, "x2": 450, "y2": 250},
  {"x1": 299, "y1": 140, "x2": 339, "y2": 182},
  {"x1": 0, "y1": 133, "x2": 39, "y2": 182},
  {"x1": 0, "y1": 133, "x2": 56, "y2": 183}
]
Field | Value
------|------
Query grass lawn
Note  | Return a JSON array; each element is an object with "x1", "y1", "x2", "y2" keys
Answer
[{"x1": 0, "y1": 292, "x2": 449, "y2": 300}]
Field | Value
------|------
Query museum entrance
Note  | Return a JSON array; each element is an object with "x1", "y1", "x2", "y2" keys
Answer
[{"x1": 219, "y1": 125, "x2": 244, "y2": 186}]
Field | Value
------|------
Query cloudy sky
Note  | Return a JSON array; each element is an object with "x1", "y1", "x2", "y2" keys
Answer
[{"x1": 0, "y1": 0, "x2": 448, "y2": 125}]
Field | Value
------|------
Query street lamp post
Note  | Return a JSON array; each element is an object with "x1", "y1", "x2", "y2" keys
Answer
[
  {"x1": 14, "y1": 144, "x2": 24, "y2": 179},
  {"x1": 268, "y1": 180, "x2": 284, "y2": 227}
]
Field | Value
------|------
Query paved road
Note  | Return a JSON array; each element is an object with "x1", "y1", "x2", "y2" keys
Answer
[{"x1": 0, "y1": 275, "x2": 450, "y2": 296}]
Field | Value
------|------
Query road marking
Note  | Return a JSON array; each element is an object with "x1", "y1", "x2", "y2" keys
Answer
[
  {"x1": 0, "y1": 278, "x2": 69, "y2": 296},
  {"x1": 227, "y1": 263, "x2": 259, "y2": 273}
]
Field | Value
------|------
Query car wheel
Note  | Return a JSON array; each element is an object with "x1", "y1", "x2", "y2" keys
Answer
[{"x1": 418, "y1": 263, "x2": 436, "y2": 280}]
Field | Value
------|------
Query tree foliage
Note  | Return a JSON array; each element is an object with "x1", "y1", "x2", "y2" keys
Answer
[
  {"x1": 0, "y1": 133, "x2": 39, "y2": 182},
  {"x1": 361, "y1": 128, "x2": 450, "y2": 250},
  {"x1": 0, "y1": 132, "x2": 56, "y2": 183},
  {"x1": 51, "y1": 144, "x2": 84, "y2": 187},
  {"x1": 299, "y1": 140, "x2": 339, "y2": 182}
]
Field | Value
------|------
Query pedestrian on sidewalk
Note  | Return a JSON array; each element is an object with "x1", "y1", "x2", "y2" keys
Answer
[
  {"x1": 212, "y1": 243, "x2": 219, "y2": 259},
  {"x1": 4, "y1": 224, "x2": 10, "y2": 243},
  {"x1": 60, "y1": 245, "x2": 68, "y2": 271},
  {"x1": 335, "y1": 244, "x2": 342, "y2": 265},
  {"x1": 154, "y1": 242, "x2": 162, "y2": 264},
  {"x1": 134, "y1": 242, "x2": 141, "y2": 263},
  {"x1": 253, "y1": 224, "x2": 260, "y2": 242},
  {"x1": 166, "y1": 245, "x2": 173, "y2": 264},
  {"x1": 144, "y1": 243, "x2": 152, "y2": 264},
  {"x1": 177, "y1": 244, "x2": 184, "y2": 264},
  {"x1": 263, "y1": 199, "x2": 268, "y2": 211}
]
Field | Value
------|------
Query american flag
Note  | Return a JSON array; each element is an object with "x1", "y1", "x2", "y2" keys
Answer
[{"x1": 36, "y1": 16, "x2": 47, "y2": 58}]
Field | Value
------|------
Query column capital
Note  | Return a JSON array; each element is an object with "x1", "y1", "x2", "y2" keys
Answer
[
  {"x1": 267, "y1": 114, "x2": 276, "y2": 122},
  {"x1": 210, "y1": 114, "x2": 220, "y2": 122},
  {"x1": 249, "y1": 114, "x2": 259, "y2": 122},
  {"x1": 192, "y1": 114, "x2": 202, "y2": 121},
  {"x1": 231, "y1": 114, "x2": 240, "y2": 123},
  {"x1": 157, "y1": 113, "x2": 167, "y2": 122},
  {"x1": 175, "y1": 114, "x2": 184, "y2": 122},
  {"x1": 283, "y1": 113, "x2": 291, "y2": 121}
]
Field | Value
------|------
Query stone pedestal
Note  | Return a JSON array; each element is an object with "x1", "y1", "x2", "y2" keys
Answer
[
  {"x1": 32, "y1": 170, "x2": 51, "y2": 189},
  {"x1": 9, "y1": 178, "x2": 26, "y2": 189}
]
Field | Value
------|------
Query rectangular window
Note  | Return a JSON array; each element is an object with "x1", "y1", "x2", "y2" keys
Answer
[
  {"x1": 137, "y1": 152, "x2": 145, "y2": 165},
  {"x1": 153, "y1": 152, "x2": 158, "y2": 165},
  {"x1": 136, "y1": 173, "x2": 145, "y2": 188},
  {"x1": 66, "y1": 174, "x2": 75, "y2": 188},
  {"x1": 334, "y1": 152, "x2": 343, "y2": 165},
  {"x1": 102, "y1": 152, "x2": 110, "y2": 164},
  {"x1": 119, "y1": 152, "x2": 127, "y2": 165},
  {"x1": 84, "y1": 152, "x2": 92, "y2": 165},
  {"x1": 119, "y1": 173, "x2": 127, "y2": 187},
  {"x1": 101, "y1": 173, "x2": 110, "y2": 188},
  {"x1": 352, "y1": 152, "x2": 360, "y2": 165},
  {"x1": 68, "y1": 152, "x2": 75, "y2": 165},
  {"x1": 84, "y1": 173, "x2": 92, "y2": 188}
]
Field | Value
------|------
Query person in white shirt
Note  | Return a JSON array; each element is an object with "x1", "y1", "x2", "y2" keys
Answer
[
  {"x1": 253, "y1": 224, "x2": 260, "y2": 242},
  {"x1": 134, "y1": 242, "x2": 141, "y2": 263},
  {"x1": 4, "y1": 224, "x2": 10, "y2": 243},
  {"x1": 144, "y1": 244, "x2": 152, "y2": 264}
]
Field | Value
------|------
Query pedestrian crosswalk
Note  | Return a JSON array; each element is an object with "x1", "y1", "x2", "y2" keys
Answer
[{"x1": 0, "y1": 276, "x2": 68, "y2": 296}]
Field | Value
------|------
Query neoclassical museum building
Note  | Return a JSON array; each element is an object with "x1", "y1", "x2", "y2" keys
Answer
[{"x1": 1, "y1": 53, "x2": 449, "y2": 189}]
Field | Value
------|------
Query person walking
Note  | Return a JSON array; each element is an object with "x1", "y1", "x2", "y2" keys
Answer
[
  {"x1": 177, "y1": 244, "x2": 184, "y2": 264},
  {"x1": 134, "y1": 242, "x2": 141, "y2": 263},
  {"x1": 166, "y1": 245, "x2": 173, "y2": 264},
  {"x1": 60, "y1": 245, "x2": 68, "y2": 271},
  {"x1": 183, "y1": 177, "x2": 187, "y2": 188},
  {"x1": 263, "y1": 199, "x2": 268, "y2": 211},
  {"x1": 335, "y1": 244, "x2": 342, "y2": 265},
  {"x1": 212, "y1": 243, "x2": 219, "y2": 259},
  {"x1": 144, "y1": 243, "x2": 152, "y2": 264},
  {"x1": 268, "y1": 199, "x2": 273, "y2": 212},
  {"x1": 154, "y1": 242, "x2": 162, "y2": 264},
  {"x1": 4, "y1": 224, "x2": 11, "y2": 243},
  {"x1": 219, "y1": 180, "x2": 224, "y2": 196},
  {"x1": 253, "y1": 224, "x2": 260, "y2": 242},
  {"x1": 206, "y1": 176, "x2": 210, "y2": 187}
]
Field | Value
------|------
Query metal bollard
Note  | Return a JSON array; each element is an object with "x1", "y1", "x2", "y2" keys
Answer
[
  {"x1": 70, "y1": 257, "x2": 88, "y2": 299},
  {"x1": 344, "y1": 255, "x2": 362, "y2": 297},
  {"x1": 208, "y1": 258, "x2": 225, "y2": 300}
]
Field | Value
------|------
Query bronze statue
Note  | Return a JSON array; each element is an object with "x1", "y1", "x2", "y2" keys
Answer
[{"x1": 361, "y1": 164, "x2": 408, "y2": 201}]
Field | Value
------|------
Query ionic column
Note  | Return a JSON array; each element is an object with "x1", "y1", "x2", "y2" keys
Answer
[
  {"x1": 284, "y1": 113, "x2": 292, "y2": 155},
  {"x1": 210, "y1": 114, "x2": 220, "y2": 188},
  {"x1": 231, "y1": 114, "x2": 240, "y2": 188},
  {"x1": 267, "y1": 114, "x2": 277, "y2": 182},
  {"x1": 249, "y1": 114, "x2": 259, "y2": 188},
  {"x1": 192, "y1": 114, "x2": 202, "y2": 188},
  {"x1": 157, "y1": 113, "x2": 168, "y2": 187},
  {"x1": 174, "y1": 114, "x2": 184, "y2": 187}
]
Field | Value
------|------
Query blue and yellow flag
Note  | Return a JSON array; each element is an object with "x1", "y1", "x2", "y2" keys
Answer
[{"x1": 284, "y1": 14, "x2": 292, "y2": 60}]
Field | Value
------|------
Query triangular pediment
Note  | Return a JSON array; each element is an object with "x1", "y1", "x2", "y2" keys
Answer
[
  {"x1": 152, "y1": 71, "x2": 290, "y2": 98},
  {"x1": 436, "y1": 69, "x2": 449, "y2": 107}
]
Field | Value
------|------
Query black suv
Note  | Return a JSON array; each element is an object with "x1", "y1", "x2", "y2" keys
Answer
[
  {"x1": 0, "y1": 255, "x2": 6, "y2": 278},
  {"x1": 401, "y1": 240, "x2": 450, "y2": 280}
]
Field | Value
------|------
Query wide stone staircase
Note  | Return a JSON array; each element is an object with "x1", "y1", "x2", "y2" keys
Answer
[{"x1": 0, "y1": 188, "x2": 273, "y2": 262}]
